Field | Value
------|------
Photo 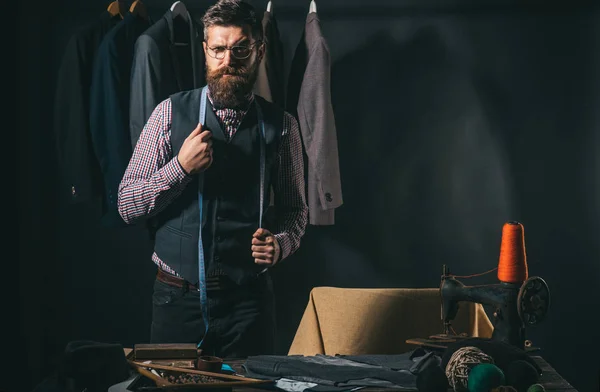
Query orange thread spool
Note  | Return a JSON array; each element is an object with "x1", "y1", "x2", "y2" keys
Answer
[{"x1": 497, "y1": 221, "x2": 529, "y2": 283}]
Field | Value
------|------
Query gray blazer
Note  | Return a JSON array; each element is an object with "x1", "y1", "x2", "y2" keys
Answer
[
  {"x1": 287, "y1": 12, "x2": 343, "y2": 225},
  {"x1": 129, "y1": 10, "x2": 205, "y2": 149},
  {"x1": 253, "y1": 10, "x2": 285, "y2": 109}
]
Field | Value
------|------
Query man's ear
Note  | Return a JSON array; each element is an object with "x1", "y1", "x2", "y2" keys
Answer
[
  {"x1": 202, "y1": 41, "x2": 207, "y2": 54},
  {"x1": 257, "y1": 41, "x2": 265, "y2": 62}
]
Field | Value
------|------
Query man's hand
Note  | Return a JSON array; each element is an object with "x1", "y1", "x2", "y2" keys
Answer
[
  {"x1": 251, "y1": 228, "x2": 280, "y2": 267},
  {"x1": 177, "y1": 123, "x2": 213, "y2": 175}
]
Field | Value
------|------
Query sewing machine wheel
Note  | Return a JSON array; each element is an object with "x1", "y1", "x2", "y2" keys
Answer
[{"x1": 517, "y1": 276, "x2": 550, "y2": 325}]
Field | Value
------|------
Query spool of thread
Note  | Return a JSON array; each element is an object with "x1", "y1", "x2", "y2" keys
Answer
[
  {"x1": 526, "y1": 384, "x2": 546, "y2": 392},
  {"x1": 492, "y1": 386, "x2": 517, "y2": 392},
  {"x1": 468, "y1": 363, "x2": 505, "y2": 392},
  {"x1": 497, "y1": 221, "x2": 529, "y2": 283},
  {"x1": 446, "y1": 346, "x2": 495, "y2": 391}
]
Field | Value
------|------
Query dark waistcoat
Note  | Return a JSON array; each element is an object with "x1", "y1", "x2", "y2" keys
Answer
[{"x1": 154, "y1": 88, "x2": 284, "y2": 285}]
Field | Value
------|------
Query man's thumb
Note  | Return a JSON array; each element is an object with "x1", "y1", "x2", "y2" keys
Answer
[{"x1": 187, "y1": 123, "x2": 202, "y2": 138}]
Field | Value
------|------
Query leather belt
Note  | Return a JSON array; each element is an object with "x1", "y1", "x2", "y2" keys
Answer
[
  {"x1": 157, "y1": 268, "x2": 199, "y2": 291},
  {"x1": 156, "y1": 268, "x2": 234, "y2": 291}
]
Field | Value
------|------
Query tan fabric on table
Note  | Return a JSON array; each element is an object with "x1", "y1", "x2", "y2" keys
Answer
[{"x1": 288, "y1": 287, "x2": 493, "y2": 356}]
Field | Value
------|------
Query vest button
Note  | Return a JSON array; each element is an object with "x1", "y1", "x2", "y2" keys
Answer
[
  {"x1": 216, "y1": 236, "x2": 222, "y2": 242},
  {"x1": 216, "y1": 216, "x2": 224, "y2": 221}
]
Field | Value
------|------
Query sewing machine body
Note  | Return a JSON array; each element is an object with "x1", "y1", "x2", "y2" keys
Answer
[
  {"x1": 440, "y1": 276, "x2": 525, "y2": 348},
  {"x1": 440, "y1": 263, "x2": 549, "y2": 350}
]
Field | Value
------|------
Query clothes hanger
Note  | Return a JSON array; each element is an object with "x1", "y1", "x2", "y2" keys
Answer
[
  {"x1": 266, "y1": 1, "x2": 272, "y2": 12},
  {"x1": 309, "y1": 0, "x2": 317, "y2": 13},
  {"x1": 130, "y1": 0, "x2": 149, "y2": 21},
  {"x1": 106, "y1": 0, "x2": 125, "y2": 18},
  {"x1": 170, "y1": 1, "x2": 190, "y2": 23}
]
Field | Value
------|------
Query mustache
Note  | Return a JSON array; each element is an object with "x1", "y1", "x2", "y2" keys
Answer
[{"x1": 210, "y1": 66, "x2": 250, "y2": 78}]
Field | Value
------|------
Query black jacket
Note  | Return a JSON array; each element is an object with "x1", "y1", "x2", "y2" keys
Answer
[
  {"x1": 54, "y1": 11, "x2": 121, "y2": 203},
  {"x1": 89, "y1": 12, "x2": 153, "y2": 227}
]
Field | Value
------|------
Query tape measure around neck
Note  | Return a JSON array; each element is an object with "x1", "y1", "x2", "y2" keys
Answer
[
  {"x1": 197, "y1": 86, "x2": 209, "y2": 348},
  {"x1": 195, "y1": 87, "x2": 267, "y2": 348}
]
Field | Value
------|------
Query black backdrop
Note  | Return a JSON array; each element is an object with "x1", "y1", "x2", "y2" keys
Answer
[{"x1": 16, "y1": 0, "x2": 600, "y2": 391}]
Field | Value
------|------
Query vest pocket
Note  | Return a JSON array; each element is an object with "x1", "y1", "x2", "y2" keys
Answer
[{"x1": 164, "y1": 225, "x2": 193, "y2": 239}]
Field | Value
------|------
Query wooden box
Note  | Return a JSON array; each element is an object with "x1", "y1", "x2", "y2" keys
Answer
[{"x1": 125, "y1": 348, "x2": 272, "y2": 390}]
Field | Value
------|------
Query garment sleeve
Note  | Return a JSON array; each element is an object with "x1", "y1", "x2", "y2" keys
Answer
[
  {"x1": 118, "y1": 99, "x2": 193, "y2": 224},
  {"x1": 54, "y1": 31, "x2": 101, "y2": 203},
  {"x1": 299, "y1": 36, "x2": 343, "y2": 225},
  {"x1": 129, "y1": 34, "x2": 163, "y2": 150},
  {"x1": 273, "y1": 113, "x2": 308, "y2": 261},
  {"x1": 89, "y1": 35, "x2": 133, "y2": 226}
]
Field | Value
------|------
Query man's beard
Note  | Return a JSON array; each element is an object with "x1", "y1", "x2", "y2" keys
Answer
[{"x1": 206, "y1": 60, "x2": 259, "y2": 109}]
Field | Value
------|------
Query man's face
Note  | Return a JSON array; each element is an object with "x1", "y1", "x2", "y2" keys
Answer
[{"x1": 203, "y1": 25, "x2": 263, "y2": 109}]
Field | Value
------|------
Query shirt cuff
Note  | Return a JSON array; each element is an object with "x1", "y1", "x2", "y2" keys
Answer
[
  {"x1": 163, "y1": 156, "x2": 193, "y2": 187},
  {"x1": 274, "y1": 233, "x2": 291, "y2": 262}
]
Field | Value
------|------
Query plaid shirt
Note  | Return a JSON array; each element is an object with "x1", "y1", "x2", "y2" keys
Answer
[{"x1": 118, "y1": 93, "x2": 308, "y2": 277}]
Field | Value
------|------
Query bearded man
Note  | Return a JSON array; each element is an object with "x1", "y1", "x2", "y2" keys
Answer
[{"x1": 118, "y1": 0, "x2": 307, "y2": 357}]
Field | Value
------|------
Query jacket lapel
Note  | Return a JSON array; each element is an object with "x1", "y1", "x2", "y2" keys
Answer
[
  {"x1": 230, "y1": 104, "x2": 257, "y2": 145},
  {"x1": 165, "y1": 10, "x2": 204, "y2": 92},
  {"x1": 190, "y1": 18, "x2": 204, "y2": 88},
  {"x1": 165, "y1": 13, "x2": 183, "y2": 91},
  {"x1": 204, "y1": 99, "x2": 227, "y2": 143}
]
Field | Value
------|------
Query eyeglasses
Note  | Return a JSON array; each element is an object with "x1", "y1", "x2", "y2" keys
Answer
[{"x1": 205, "y1": 41, "x2": 262, "y2": 60}]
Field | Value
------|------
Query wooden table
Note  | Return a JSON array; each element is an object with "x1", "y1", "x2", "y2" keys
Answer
[
  {"x1": 224, "y1": 356, "x2": 577, "y2": 392},
  {"x1": 531, "y1": 356, "x2": 578, "y2": 392}
]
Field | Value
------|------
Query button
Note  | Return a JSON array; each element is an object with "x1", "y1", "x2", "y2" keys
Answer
[
  {"x1": 216, "y1": 216, "x2": 224, "y2": 221},
  {"x1": 216, "y1": 236, "x2": 222, "y2": 242},
  {"x1": 325, "y1": 192, "x2": 333, "y2": 202}
]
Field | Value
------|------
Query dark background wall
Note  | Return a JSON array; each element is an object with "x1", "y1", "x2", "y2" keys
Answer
[{"x1": 16, "y1": 0, "x2": 600, "y2": 391}]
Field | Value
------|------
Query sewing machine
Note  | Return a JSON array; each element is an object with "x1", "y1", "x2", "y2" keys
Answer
[{"x1": 440, "y1": 264, "x2": 550, "y2": 349}]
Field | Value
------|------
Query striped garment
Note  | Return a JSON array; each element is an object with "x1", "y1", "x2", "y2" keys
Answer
[{"x1": 118, "y1": 93, "x2": 308, "y2": 278}]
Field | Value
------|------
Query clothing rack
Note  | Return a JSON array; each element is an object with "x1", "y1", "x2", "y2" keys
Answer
[{"x1": 57, "y1": 1, "x2": 598, "y2": 19}]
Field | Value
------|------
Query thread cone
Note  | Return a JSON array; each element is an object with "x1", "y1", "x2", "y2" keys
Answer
[{"x1": 497, "y1": 221, "x2": 529, "y2": 283}]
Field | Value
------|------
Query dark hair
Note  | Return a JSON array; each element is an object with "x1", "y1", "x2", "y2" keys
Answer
[{"x1": 201, "y1": 0, "x2": 263, "y2": 43}]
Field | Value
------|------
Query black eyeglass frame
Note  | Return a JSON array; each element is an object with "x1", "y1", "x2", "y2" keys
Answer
[{"x1": 205, "y1": 41, "x2": 263, "y2": 60}]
